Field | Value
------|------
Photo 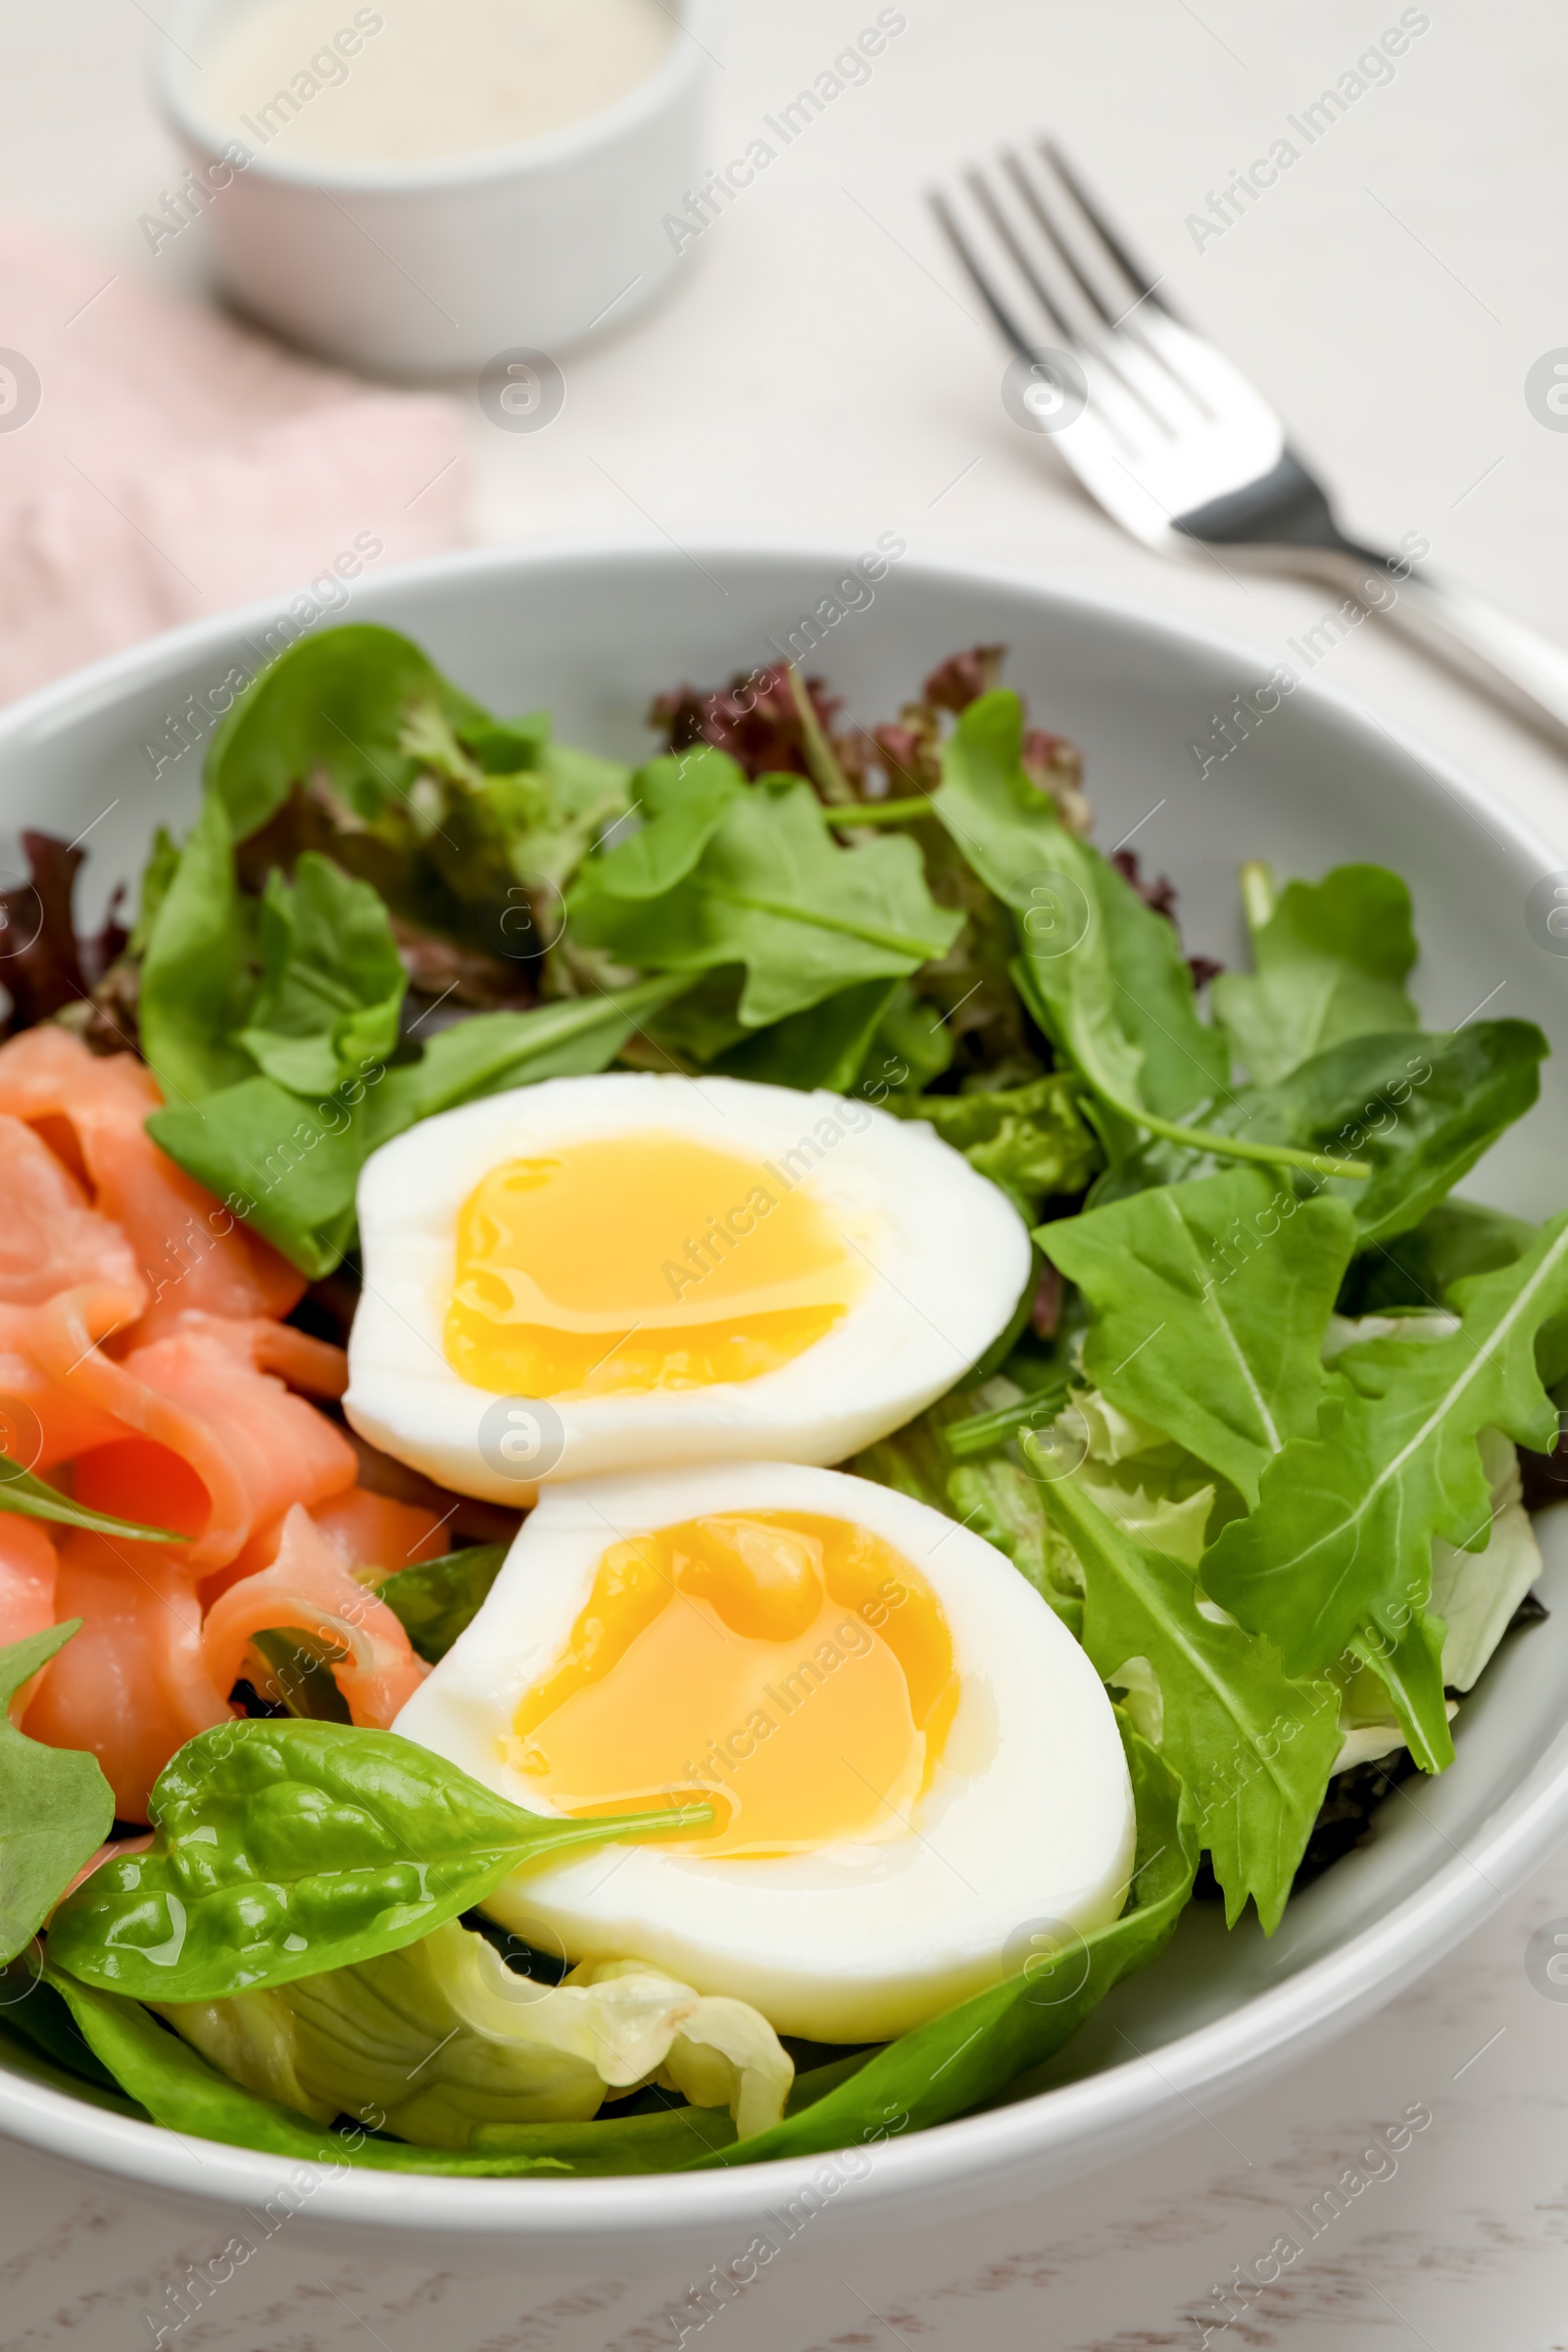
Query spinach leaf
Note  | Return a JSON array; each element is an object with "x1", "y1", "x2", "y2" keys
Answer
[
  {"x1": 370, "y1": 1545, "x2": 508, "y2": 1664},
  {"x1": 1203, "y1": 1211, "x2": 1568, "y2": 1762},
  {"x1": 569, "y1": 774, "x2": 963, "y2": 1028},
  {"x1": 1, "y1": 1623, "x2": 115, "y2": 1966},
  {"x1": 146, "y1": 974, "x2": 692, "y2": 1278},
  {"x1": 692, "y1": 1728, "x2": 1196, "y2": 2164},
  {"x1": 46, "y1": 1720, "x2": 706, "y2": 2001},
  {"x1": 0, "y1": 1951, "x2": 125, "y2": 2093},
  {"x1": 248, "y1": 1629, "x2": 354, "y2": 1722},
  {"x1": 236, "y1": 855, "x2": 407, "y2": 1098},
  {"x1": 1211, "y1": 864, "x2": 1419, "y2": 1085},
  {"x1": 207, "y1": 624, "x2": 489, "y2": 843},
  {"x1": 137, "y1": 789, "x2": 255, "y2": 1106},
  {"x1": 0, "y1": 1461, "x2": 185, "y2": 1543},
  {"x1": 1039, "y1": 1167, "x2": 1357, "y2": 1506},
  {"x1": 1031, "y1": 1474, "x2": 1340, "y2": 1931}
]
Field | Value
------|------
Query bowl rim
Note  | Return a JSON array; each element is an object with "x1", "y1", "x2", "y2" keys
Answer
[
  {"x1": 153, "y1": 0, "x2": 713, "y2": 194},
  {"x1": 1, "y1": 532, "x2": 1565, "y2": 2246}
]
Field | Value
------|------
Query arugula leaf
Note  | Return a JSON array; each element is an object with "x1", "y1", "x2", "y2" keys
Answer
[
  {"x1": 1203, "y1": 1213, "x2": 1568, "y2": 1757},
  {"x1": 933, "y1": 693, "x2": 1226, "y2": 1115},
  {"x1": 236, "y1": 854, "x2": 407, "y2": 1098},
  {"x1": 1211, "y1": 864, "x2": 1419, "y2": 1085},
  {"x1": 1246, "y1": 1025, "x2": 1545, "y2": 1245},
  {"x1": 207, "y1": 624, "x2": 490, "y2": 843},
  {"x1": 932, "y1": 695, "x2": 1362, "y2": 1183},
  {"x1": 694, "y1": 1728, "x2": 1196, "y2": 2164},
  {"x1": 569, "y1": 773, "x2": 963, "y2": 1028},
  {"x1": 370, "y1": 1545, "x2": 508, "y2": 1664},
  {"x1": 1039, "y1": 1167, "x2": 1357, "y2": 1506},
  {"x1": 1, "y1": 1622, "x2": 115, "y2": 1966},
  {"x1": 1030, "y1": 1473, "x2": 1341, "y2": 1931},
  {"x1": 0, "y1": 1462, "x2": 185, "y2": 1543},
  {"x1": 1347, "y1": 1198, "x2": 1537, "y2": 1315},
  {"x1": 146, "y1": 974, "x2": 692, "y2": 1277},
  {"x1": 580, "y1": 747, "x2": 744, "y2": 898},
  {"x1": 713, "y1": 979, "x2": 901, "y2": 1093},
  {"x1": 46, "y1": 1720, "x2": 706, "y2": 2002},
  {"x1": 1098, "y1": 1024, "x2": 1545, "y2": 1246},
  {"x1": 137, "y1": 789, "x2": 255, "y2": 1106}
]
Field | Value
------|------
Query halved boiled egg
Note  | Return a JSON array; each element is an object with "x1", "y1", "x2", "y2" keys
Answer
[
  {"x1": 347, "y1": 1072, "x2": 1030, "y2": 1498},
  {"x1": 391, "y1": 1461, "x2": 1136, "y2": 2042}
]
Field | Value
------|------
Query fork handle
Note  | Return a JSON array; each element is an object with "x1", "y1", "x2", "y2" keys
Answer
[{"x1": 1291, "y1": 546, "x2": 1568, "y2": 755}]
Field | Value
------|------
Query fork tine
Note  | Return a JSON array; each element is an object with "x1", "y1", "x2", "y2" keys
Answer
[
  {"x1": 1040, "y1": 139, "x2": 1171, "y2": 318},
  {"x1": 967, "y1": 161, "x2": 1174, "y2": 435},
  {"x1": 1001, "y1": 152, "x2": 1115, "y2": 328},
  {"x1": 927, "y1": 189, "x2": 1033, "y2": 358},
  {"x1": 963, "y1": 170, "x2": 1079, "y2": 350}
]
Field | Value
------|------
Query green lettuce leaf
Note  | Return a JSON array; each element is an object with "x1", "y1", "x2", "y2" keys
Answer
[
  {"x1": 151, "y1": 1922, "x2": 792, "y2": 2146},
  {"x1": 206, "y1": 623, "x2": 489, "y2": 843},
  {"x1": 235, "y1": 854, "x2": 407, "y2": 1098},
  {"x1": 693, "y1": 1727, "x2": 1196, "y2": 2164},
  {"x1": 1029, "y1": 1473, "x2": 1341, "y2": 1931},
  {"x1": 1039, "y1": 1166, "x2": 1357, "y2": 1506},
  {"x1": 1203, "y1": 1212, "x2": 1568, "y2": 1764},
  {"x1": 1, "y1": 1623, "x2": 115, "y2": 1966},
  {"x1": 137, "y1": 789, "x2": 255, "y2": 1106},
  {"x1": 888, "y1": 1073, "x2": 1101, "y2": 1216},
  {"x1": 569, "y1": 772, "x2": 963, "y2": 1028},
  {"x1": 43, "y1": 1970, "x2": 675, "y2": 2173},
  {"x1": 1211, "y1": 863, "x2": 1419, "y2": 1084}
]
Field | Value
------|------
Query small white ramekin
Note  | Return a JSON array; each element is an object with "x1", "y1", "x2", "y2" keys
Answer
[{"x1": 153, "y1": 0, "x2": 713, "y2": 378}]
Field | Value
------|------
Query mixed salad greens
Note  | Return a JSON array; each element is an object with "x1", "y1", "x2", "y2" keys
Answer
[{"x1": 1, "y1": 624, "x2": 1563, "y2": 2175}]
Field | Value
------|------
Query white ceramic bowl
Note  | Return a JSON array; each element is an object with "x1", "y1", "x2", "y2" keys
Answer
[
  {"x1": 153, "y1": 0, "x2": 713, "y2": 375},
  {"x1": 3, "y1": 541, "x2": 1568, "y2": 2277}
]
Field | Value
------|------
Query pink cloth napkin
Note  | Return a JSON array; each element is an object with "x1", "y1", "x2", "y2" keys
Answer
[{"x1": 0, "y1": 216, "x2": 468, "y2": 703}]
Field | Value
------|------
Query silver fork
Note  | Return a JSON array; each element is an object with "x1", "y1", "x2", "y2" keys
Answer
[{"x1": 932, "y1": 143, "x2": 1568, "y2": 754}]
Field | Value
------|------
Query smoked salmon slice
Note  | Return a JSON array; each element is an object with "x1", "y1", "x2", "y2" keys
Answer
[{"x1": 202, "y1": 1504, "x2": 427, "y2": 1731}]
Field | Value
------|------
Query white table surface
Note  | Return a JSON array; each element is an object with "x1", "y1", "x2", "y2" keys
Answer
[{"x1": 5, "y1": 1, "x2": 1568, "y2": 2344}]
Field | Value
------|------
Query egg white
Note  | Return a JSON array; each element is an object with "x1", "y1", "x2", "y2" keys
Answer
[
  {"x1": 391, "y1": 1460, "x2": 1137, "y2": 2043},
  {"x1": 346, "y1": 1071, "x2": 1031, "y2": 1499}
]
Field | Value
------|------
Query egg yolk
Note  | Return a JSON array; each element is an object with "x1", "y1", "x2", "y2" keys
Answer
[
  {"x1": 506, "y1": 1512, "x2": 958, "y2": 1859},
  {"x1": 445, "y1": 1134, "x2": 864, "y2": 1398}
]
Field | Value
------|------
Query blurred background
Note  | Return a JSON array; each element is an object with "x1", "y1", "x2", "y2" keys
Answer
[
  {"x1": 2, "y1": 0, "x2": 1564, "y2": 819},
  {"x1": 5, "y1": 2, "x2": 1568, "y2": 2345}
]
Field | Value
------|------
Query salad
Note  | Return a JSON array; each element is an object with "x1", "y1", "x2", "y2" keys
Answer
[{"x1": 0, "y1": 623, "x2": 1561, "y2": 2180}]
